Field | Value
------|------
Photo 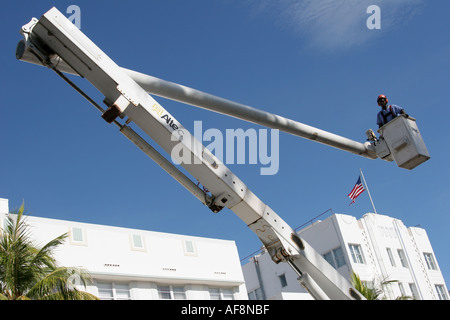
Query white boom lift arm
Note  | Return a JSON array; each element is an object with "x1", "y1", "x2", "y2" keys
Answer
[{"x1": 16, "y1": 7, "x2": 430, "y2": 300}]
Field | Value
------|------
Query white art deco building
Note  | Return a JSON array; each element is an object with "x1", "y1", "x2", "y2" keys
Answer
[
  {"x1": 0, "y1": 198, "x2": 247, "y2": 300},
  {"x1": 242, "y1": 212, "x2": 448, "y2": 300}
]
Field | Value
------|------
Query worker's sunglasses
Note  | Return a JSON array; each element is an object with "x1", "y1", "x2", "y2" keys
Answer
[{"x1": 377, "y1": 98, "x2": 386, "y2": 103}]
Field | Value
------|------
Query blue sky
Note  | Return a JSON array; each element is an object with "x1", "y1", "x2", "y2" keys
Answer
[{"x1": 1, "y1": 1, "x2": 449, "y2": 289}]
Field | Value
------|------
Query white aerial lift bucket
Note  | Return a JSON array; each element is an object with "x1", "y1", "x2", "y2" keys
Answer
[{"x1": 377, "y1": 115, "x2": 430, "y2": 170}]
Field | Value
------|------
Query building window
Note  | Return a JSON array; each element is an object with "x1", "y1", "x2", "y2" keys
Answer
[
  {"x1": 209, "y1": 288, "x2": 220, "y2": 300},
  {"x1": 69, "y1": 227, "x2": 87, "y2": 245},
  {"x1": 333, "y1": 247, "x2": 346, "y2": 268},
  {"x1": 397, "y1": 249, "x2": 409, "y2": 268},
  {"x1": 115, "y1": 283, "x2": 131, "y2": 300},
  {"x1": 157, "y1": 285, "x2": 187, "y2": 300},
  {"x1": 248, "y1": 287, "x2": 264, "y2": 300},
  {"x1": 323, "y1": 251, "x2": 335, "y2": 268},
  {"x1": 386, "y1": 248, "x2": 396, "y2": 267},
  {"x1": 423, "y1": 253, "x2": 437, "y2": 270},
  {"x1": 278, "y1": 274, "x2": 288, "y2": 288},
  {"x1": 222, "y1": 289, "x2": 234, "y2": 300},
  {"x1": 323, "y1": 246, "x2": 346, "y2": 269},
  {"x1": 348, "y1": 244, "x2": 365, "y2": 264},
  {"x1": 409, "y1": 283, "x2": 419, "y2": 300},
  {"x1": 183, "y1": 240, "x2": 197, "y2": 256},
  {"x1": 97, "y1": 282, "x2": 113, "y2": 300},
  {"x1": 435, "y1": 285, "x2": 448, "y2": 300},
  {"x1": 132, "y1": 234, "x2": 143, "y2": 248},
  {"x1": 398, "y1": 282, "x2": 406, "y2": 296},
  {"x1": 72, "y1": 227, "x2": 83, "y2": 241},
  {"x1": 130, "y1": 234, "x2": 146, "y2": 251},
  {"x1": 172, "y1": 286, "x2": 187, "y2": 299},
  {"x1": 97, "y1": 282, "x2": 131, "y2": 300},
  {"x1": 209, "y1": 287, "x2": 235, "y2": 300},
  {"x1": 157, "y1": 285, "x2": 171, "y2": 300}
]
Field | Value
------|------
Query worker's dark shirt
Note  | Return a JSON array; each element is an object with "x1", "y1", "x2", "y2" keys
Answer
[{"x1": 377, "y1": 104, "x2": 404, "y2": 128}]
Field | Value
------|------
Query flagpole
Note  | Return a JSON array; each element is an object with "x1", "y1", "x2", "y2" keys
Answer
[{"x1": 359, "y1": 168, "x2": 378, "y2": 214}]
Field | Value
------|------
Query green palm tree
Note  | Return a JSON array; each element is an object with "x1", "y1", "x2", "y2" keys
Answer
[
  {"x1": 351, "y1": 270, "x2": 383, "y2": 300},
  {"x1": 0, "y1": 203, "x2": 98, "y2": 300},
  {"x1": 351, "y1": 270, "x2": 413, "y2": 300}
]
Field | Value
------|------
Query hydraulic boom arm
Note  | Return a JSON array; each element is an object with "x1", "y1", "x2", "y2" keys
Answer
[{"x1": 17, "y1": 39, "x2": 377, "y2": 161}]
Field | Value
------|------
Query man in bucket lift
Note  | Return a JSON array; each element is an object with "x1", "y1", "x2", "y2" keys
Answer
[{"x1": 376, "y1": 94, "x2": 407, "y2": 128}]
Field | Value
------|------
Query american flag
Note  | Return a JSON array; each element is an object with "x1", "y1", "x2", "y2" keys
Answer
[{"x1": 348, "y1": 176, "x2": 365, "y2": 205}]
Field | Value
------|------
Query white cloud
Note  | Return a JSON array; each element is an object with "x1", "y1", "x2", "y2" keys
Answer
[{"x1": 247, "y1": 0, "x2": 425, "y2": 50}]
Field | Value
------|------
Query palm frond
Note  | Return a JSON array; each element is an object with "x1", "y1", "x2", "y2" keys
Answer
[
  {"x1": 351, "y1": 270, "x2": 383, "y2": 300},
  {"x1": 40, "y1": 290, "x2": 99, "y2": 300},
  {"x1": 0, "y1": 202, "x2": 98, "y2": 300},
  {"x1": 351, "y1": 270, "x2": 409, "y2": 300}
]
